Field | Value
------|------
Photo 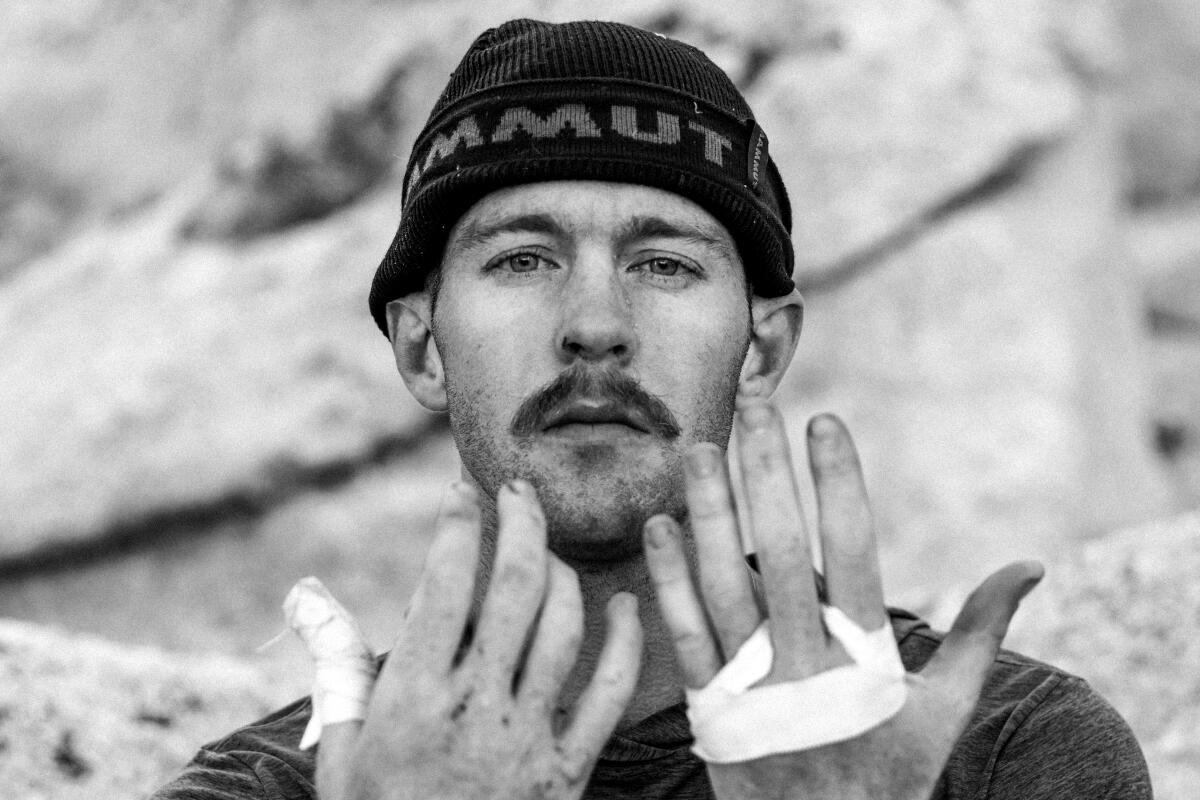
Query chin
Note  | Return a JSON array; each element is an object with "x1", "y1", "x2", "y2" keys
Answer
[
  {"x1": 536, "y1": 471, "x2": 686, "y2": 563},
  {"x1": 547, "y1": 527, "x2": 644, "y2": 562}
]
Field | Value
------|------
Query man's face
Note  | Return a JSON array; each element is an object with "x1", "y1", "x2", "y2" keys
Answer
[{"x1": 429, "y1": 181, "x2": 752, "y2": 560}]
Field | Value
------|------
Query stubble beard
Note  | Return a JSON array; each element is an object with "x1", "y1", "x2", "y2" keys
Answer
[{"x1": 444, "y1": 375, "x2": 741, "y2": 563}]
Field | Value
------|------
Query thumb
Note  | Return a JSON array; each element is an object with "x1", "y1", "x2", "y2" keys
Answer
[
  {"x1": 920, "y1": 561, "x2": 1044, "y2": 712},
  {"x1": 285, "y1": 577, "x2": 377, "y2": 799}
]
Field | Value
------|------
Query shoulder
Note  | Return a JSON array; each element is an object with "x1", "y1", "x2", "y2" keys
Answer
[
  {"x1": 150, "y1": 696, "x2": 317, "y2": 800},
  {"x1": 890, "y1": 610, "x2": 1153, "y2": 799}
]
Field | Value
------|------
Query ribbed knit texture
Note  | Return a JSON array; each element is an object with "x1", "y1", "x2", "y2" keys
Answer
[
  {"x1": 369, "y1": 18, "x2": 794, "y2": 334},
  {"x1": 427, "y1": 21, "x2": 753, "y2": 134}
]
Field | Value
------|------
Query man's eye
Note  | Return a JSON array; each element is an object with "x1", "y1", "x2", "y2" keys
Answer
[
  {"x1": 632, "y1": 256, "x2": 695, "y2": 279},
  {"x1": 492, "y1": 251, "x2": 553, "y2": 273},
  {"x1": 647, "y1": 258, "x2": 681, "y2": 276},
  {"x1": 483, "y1": 249, "x2": 554, "y2": 274}
]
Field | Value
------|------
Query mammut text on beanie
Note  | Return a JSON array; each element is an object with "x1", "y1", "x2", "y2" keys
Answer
[{"x1": 368, "y1": 18, "x2": 794, "y2": 335}]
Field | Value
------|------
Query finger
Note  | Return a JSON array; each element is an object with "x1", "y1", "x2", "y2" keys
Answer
[
  {"x1": 517, "y1": 555, "x2": 584, "y2": 713},
  {"x1": 469, "y1": 480, "x2": 548, "y2": 692},
  {"x1": 284, "y1": 578, "x2": 376, "y2": 752},
  {"x1": 392, "y1": 481, "x2": 481, "y2": 672},
  {"x1": 735, "y1": 400, "x2": 825, "y2": 679},
  {"x1": 808, "y1": 414, "x2": 886, "y2": 631},
  {"x1": 559, "y1": 592, "x2": 642, "y2": 781},
  {"x1": 683, "y1": 443, "x2": 760, "y2": 659},
  {"x1": 921, "y1": 561, "x2": 1044, "y2": 713},
  {"x1": 315, "y1": 721, "x2": 361, "y2": 800},
  {"x1": 643, "y1": 514, "x2": 723, "y2": 687}
]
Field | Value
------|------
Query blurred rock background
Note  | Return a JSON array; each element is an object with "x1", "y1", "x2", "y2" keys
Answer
[{"x1": 0, "y1": 0, "x2": 1197, "y2": 796}]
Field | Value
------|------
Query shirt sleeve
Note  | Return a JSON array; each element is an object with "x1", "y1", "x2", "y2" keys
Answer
[
  {"x1": 981, "y1": 675, "x2": 1153, "y2": 799},
  {"x1": 149, "y1": 696, "x2": 318, "y2": 800},
  {"x1": 149, "y1": 746, "x2": 315, "y2": 800}
]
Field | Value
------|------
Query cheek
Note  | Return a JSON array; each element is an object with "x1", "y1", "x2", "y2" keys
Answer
[
  {"x1": 647, "y1": 304, "x2": 750, "y2": 440},
  {"x1": 687, "y1": 350, "x2": 746, "y2": 445},
  {"x1": 435, "y1": 314, "x2": 540, "y2": 443}
]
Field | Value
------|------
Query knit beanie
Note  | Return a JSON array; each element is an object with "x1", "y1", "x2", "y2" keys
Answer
[{"x1": 368, "y1": 18, "x2": 794, "y2": 335}]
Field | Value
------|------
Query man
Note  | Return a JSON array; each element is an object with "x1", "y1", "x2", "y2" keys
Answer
[{"x1": 153, "y1": 18, "x2": 1151, "y2": 799}]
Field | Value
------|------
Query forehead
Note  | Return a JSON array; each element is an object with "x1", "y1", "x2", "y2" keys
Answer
[{"x1": 445, "y1": 181, "x2": 739, "y2": 258}]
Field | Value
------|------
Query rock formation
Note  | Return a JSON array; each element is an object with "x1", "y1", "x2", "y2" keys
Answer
[
  {"x1": 0, "y1": 618, "x2": 281, "y2": 799},
  {"x1": 1, "y1": 1, "x2": 1198, "y2": 796}
]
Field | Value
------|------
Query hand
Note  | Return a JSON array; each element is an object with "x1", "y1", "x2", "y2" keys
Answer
[
  {"x1": 642, "y1": 402, "x2": 1042, "y2": 800},
  {"x1": 305, "y1": 480, "x2": 643, "y2": 800}
]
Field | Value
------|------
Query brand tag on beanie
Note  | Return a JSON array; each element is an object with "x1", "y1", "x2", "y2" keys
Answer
[{"x1": 747, "y1": 122, "x2": 768, "y2": 193}]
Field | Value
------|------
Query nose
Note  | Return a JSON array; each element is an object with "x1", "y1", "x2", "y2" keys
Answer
[{"x1": 556, "y1": 257, "x2": 637, "y2": 366}]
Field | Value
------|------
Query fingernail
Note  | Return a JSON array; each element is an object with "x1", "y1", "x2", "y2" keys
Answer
[
  {"x1": 644, "y1": 516, "x2": 673, "y2": 548},
  {"x1": 1019, "y1": 562, "x2": 1045, "y2": 599},
  {"x1": 808, "y1": 413, "x2": 840, "y2": 441},
  {"x1": 738, "y1": 401, "x2": 774, "y2": 432},
  {"x1": 502, "y1": 479, "x2": 526, "y2": 496},
  {"x1": 686, "y1": 444, "x2": 721, "y2": 477}
]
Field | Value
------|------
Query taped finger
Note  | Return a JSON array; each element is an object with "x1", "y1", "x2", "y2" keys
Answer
[{"x1": 285, "y1": 577, "x2": 378, "y2": 750}]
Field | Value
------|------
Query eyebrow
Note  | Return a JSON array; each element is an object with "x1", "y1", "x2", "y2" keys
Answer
[
  {"x1": 449, "y1": 213, "x2": 563, "y2": 255},
  {"x1": 616, "y1": 215, "x2": 739, "y2": 265}
]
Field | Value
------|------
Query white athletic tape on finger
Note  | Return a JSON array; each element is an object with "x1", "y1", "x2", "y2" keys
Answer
[
  {"x1": 284, "y1": 577, "x2": 378, "y2": 750},
  {"x1": 685, "y1": 606, "x2": 907, "y2": 763}
]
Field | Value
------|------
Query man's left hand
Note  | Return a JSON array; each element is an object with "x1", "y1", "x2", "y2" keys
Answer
[{"x1": 642, "y1": 402, "x2": 1043, "y2": 800}]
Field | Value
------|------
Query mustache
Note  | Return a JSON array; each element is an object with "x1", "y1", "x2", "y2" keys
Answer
[{"x1": 509, "y1": 364, "x2": 682, "y2": 439}]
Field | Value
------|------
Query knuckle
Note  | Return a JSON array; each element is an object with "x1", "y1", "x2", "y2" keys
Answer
[
  {"x1": 556, "y1": 743, "x2": 592, "y2": 784},
  {"x1": 557, "y1": 625, "x2": 583, "y2": 656},
  {"x1": 741, "y1": 440, "x2": 788, "y2": 474},
  {"x1": 591, "y1": 652, "x2": 635, "y2": 694},
  {"x1": 687, "y1": 500, "x2": 733, "y2": 523},
  {"x1": 825, "y1": 521, "x2": 875, "y2": 556},
  {"x1": 493, "y1": 560, "x2": 542, "y2": 592},
  {"x1": 698, "y1": 582, "x2": 748, "y2": 611},
  {"x1": 670, "y1": 627, "x2": 709, "y2": 653},
  {"x1": 655, "y1": 569, "x2": 694, "y2": 593},
  {"x1": 597, "y1": 664, "x2": 632, "y2": 690},
  {"x1": 441, "y1": 500, "x2": 480, "y2": 524}
]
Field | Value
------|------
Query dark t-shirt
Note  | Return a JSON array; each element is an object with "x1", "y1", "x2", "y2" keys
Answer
[{"x1": 151, "y1": 610, "x2": 1152, "y2": 799}]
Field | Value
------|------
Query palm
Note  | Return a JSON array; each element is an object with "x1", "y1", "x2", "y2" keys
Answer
[{"x1": 643, "y1": 402, "x2": 1041, "y2": 800}]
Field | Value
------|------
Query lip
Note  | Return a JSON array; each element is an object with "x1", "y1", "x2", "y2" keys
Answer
[{"x1": 541, "y1": 399, "x2": 653, "y2": 435}]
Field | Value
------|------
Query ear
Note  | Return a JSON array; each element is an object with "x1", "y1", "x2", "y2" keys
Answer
[
  {"x1": 739, "y1": 289, "x2": 804, "y2": 400},
  {"x1": 386, "y1": 294, "x2": 448, "y2": 412}
]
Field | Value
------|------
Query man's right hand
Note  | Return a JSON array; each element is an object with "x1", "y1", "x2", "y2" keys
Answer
[{"x1": 311, "y1": 480, "x2": 643, "y2": 800}]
